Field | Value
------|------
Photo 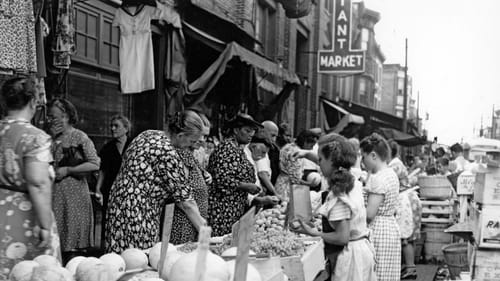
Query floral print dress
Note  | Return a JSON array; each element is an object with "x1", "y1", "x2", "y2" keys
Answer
[
  {"x1": 170, "y1": 148, "x2": 209, "y2": 245},
  {"x1": 105, "y1": 130, "x2": 191, "y2": 253},
  {"x1": 0, "y1": 118, "x2": 60, "y2": 280},
  {"x1": 274, "y1": 143, "x2": 304, "y2": 201},
  {"x1": 207, "y1": 138, "x2": 256, "y2": 237},
  {"x1": 52, "y1": 128, "x2": 100, "y2": 252}
]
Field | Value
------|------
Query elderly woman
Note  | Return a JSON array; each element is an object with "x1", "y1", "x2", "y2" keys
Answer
[
  {"x1": 170, "y1": 113, "x2": 211, "y2": 245},
  {"x1": 0, "y1": 78, "x2": 60, "y2": 279},
  {"x1": 95, "y1": 114, "x2": 132, "y2": 245},
  {"x1": 105, "y1": 110, "x2": 207, "y2": 253},
  {"x1": 47, "y1": 98, "x2": 100, "y2": 254},
  {"x1": 207, "y1": 113, "x2": 262, "y2": 237}
]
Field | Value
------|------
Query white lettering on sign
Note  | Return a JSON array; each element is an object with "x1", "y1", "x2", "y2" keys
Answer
[{"x1": 457, "y1": 172, "x2": 475, "y2": 195}]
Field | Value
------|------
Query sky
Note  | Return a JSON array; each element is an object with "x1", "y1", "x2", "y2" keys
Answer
[{"x1": 359, "y1": 0, "x2": 500, "y2": 145}]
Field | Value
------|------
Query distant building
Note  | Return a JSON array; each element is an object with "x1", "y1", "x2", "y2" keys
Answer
[{"x1": 381, "y1": 63, "x2": 417, "y2": 124}]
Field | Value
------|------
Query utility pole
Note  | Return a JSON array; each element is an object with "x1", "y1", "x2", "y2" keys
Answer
[
  {"x1": 416, "y1": 91, "x2": 420, "y2": 132},
  {"x1": 402, "y1": 38, "x2": 409, "y2": 133},
  {"x1": 492, "y1": 105, "x2": 496, "y2": 139}
]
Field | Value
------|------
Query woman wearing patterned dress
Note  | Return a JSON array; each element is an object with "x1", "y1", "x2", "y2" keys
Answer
[
  {"x1": 274, "y1": 130, "x2": 318, "y2": 201},
  {"x1": 47, "y1": 99, "x2": 100, "y2": 254},
  {"x1": 170, "y1": 114, "x2": 211, "y2": 245},
  {"x1": 360, "y1": 133, "x2": 401, "y2": 281},
  {"x1": 0, "y1": 78, "x2": 60, "y2": 280},
  {"x1": 105, "y1": 110, "x2": 207, "y2": 253},
  {"x1": 207, "y1": 114, "x2": 262, "y2": 237}
]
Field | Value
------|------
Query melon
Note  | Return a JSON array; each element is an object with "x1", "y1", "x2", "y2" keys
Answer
[
  {"x1": 168, "y1": 250, "x2": 230, "y2": 281},
  {"x1": 158, "y1": 250, "x2": 183, "y2": 278},
  {"x1": 121, "y1": 248, "x2": 149, "y2": 270},
  {"x1": 56, "y1": 267, "x2": 75, "y2": 281},
  {"x1": 9, "y1": 260, "x2": 39, "y2": 281},
  {"x1": 226, "y1": 260, "x2": 262, "y2": 281},
  {"x1": 33, "y1": 254, "x2": 61, "y2": 267},
  {"x1": 30, "y1": 265, "x2": 68, "y2": 281},
  {"x1": 220, "y1": 247, "x2": 256, "y2": 258},
  {"x1": 65, "y1": 256, "x2": 86, "y2": 275},
  {"x1": 75, "y1": 258, "x2": 110, "y2": 281},
  {"x1": 99, "y1": 253, "x2": 126, "y2": 280},
  {"x1": 148, "y1": 242, "x2": 176, "y2": 270}
]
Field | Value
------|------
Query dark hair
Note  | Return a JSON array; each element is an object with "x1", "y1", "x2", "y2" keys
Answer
[
  {"x1": 47, "y1": 98, "x2": 79, "y2": 125},
  {"x1": 0, "y1": 77, "x2": 36, "y2": 111},
  {"x1": 450, "y1": 143, "x2": 463, "y2": 153},
  {"x1": 168, "y1": 110, "x2": 204, "y2": 134},
  {"x1": 389, "y1": 140, "x2": 399, "y2": 159},
  {"x1": 320, "y1": 137, "x2": 356, "y2": 195},
  {"x1": 295, "y1": 130, "x2": 318, "y2": 149},
  {"x1": 360, "y1": 133, "x2": 391, "y2": 161}
]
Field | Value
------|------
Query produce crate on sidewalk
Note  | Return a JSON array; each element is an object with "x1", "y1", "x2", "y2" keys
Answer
[{"x1": 280, "y1": 238, "x2": 325, "y2": 281}]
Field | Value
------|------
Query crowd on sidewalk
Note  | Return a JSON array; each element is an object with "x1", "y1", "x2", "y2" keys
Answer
[{"x1": 0, "y1": 76, "x2": 473, "y2": 280}]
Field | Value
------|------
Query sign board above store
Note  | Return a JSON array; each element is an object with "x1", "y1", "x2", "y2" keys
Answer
[{"x1": 318, "y1": 0, "x2": 365, "y2": 74}]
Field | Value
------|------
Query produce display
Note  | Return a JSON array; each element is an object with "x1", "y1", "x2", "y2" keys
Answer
[{"x1": 254, "y1": 202, "x2": 288, "y2": 233}]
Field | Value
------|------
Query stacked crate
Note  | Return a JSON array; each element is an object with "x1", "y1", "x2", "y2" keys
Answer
[{"x1": 418, "y1": 176, "x2": 457, "y2": 262}]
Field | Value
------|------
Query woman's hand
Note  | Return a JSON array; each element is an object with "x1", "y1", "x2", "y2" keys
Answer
[
  {"x1": 55, "y1": 167, "x2": 68, "y2": 181},
  {"x1": 34, "y1": 226, "x2": 51, "y2": 247},
  {"x1": 48, "y1": 120, "x2": 64, "y2": 137},
  {"x1": 95, "y1": 192, "x2": 104, "y2": 205},
  {"x1": 246, "y1": 184, "x2": 261, "y2": 195},
  {"x1": 291, "y1": 149, "x2": 308, "y2": 159},
  {"x1": 290, "y1": 219, "x2": 317, "y2": 236}
]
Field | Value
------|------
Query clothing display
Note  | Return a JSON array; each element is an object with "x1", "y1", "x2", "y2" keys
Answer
[
  {"x1": 0, "y1": 0, "x2": 37, "y2": 73},
  {"x1": 52, "y1": 0, "x2": 75, "y2": 69},
  {"x1": 113, "y1": 5, "x2": 162, "y2": 94}
]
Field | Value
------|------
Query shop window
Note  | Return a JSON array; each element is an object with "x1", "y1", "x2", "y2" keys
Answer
[
  {"x1": 74, "y1": 5, "x2": 120, "y2": 71},
  {"x1": 257, "y1": 0, "x2": 276, "y2": 58}
]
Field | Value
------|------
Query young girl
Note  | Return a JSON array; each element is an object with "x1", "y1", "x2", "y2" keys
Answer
[
  {"x1": 294, "y1": 134, "x2": 376, "y2": 281},
  {"x1": 360, "y1": 133, "x2": 401, "y2": 280}
]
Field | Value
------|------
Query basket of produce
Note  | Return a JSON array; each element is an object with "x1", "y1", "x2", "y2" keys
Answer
[{"x1": 417, "y1": 175, "x2": 453, "y2": 199}]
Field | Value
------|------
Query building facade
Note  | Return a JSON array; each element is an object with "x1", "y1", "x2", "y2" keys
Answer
[{"x1": 381, "y1": 63, "x2": 417, "y2": 122}]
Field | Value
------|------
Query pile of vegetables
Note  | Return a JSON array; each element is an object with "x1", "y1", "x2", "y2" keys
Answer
[{"x1": 254, "y1": 202, "x2": 288, "y2": 232}]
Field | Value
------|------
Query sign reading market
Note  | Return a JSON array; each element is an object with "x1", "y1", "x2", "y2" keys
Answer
[{"x1": 318, "y1": 0, "x2": 365, "y2": 74}]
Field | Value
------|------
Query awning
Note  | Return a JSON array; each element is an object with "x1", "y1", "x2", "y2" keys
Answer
[
  {"x1": 182, "y1": 21, "x2": 226, "y2": 52},
  {"x1": 321, "y1": 98, "x2": 364, "y2": 134},
  {"x1": 187, "y1": 42, "x2": 300, "y2": 106},
  {"x1": 378, "y1": 127, "x2": 427, "y2": 147}
]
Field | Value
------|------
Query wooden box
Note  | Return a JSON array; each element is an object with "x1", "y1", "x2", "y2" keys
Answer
[
  {"x1": 280, "y1": 238, "x2": 325, "y2": 281},
  {"x1": 475, "y1": 167, "x2": 500, "y2": 205},
  {"x1": 475, "y1": 206, "x2": 500, "y2": 249},
  {"x1": 471, "y1": 247, "x2": 500, "y2": 280}
]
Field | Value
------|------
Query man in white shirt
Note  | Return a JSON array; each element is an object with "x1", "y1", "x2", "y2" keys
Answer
[
  {"x1": 450, "y1": 143, "x2": 470, "y2": 172},
  {"x1": 256, "y1": 121, "x2": 280, "y2": 195}
]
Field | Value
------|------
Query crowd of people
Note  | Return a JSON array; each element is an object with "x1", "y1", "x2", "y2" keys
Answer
[{"x1": 0, "y1": 76, "x2": 474, "y2": 280}]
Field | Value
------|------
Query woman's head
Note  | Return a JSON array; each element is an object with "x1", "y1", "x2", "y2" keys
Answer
[
  {"x1": 192, "y1": 113, "x2": 211, "y2": 150},
  {"x1": 295, "y1": 130, "x2": 318, "y2": 150},
  {"x1": 110, "y1": 114, "x2": 131, "y2": 139},
  {"x1": 318, "y1": 135, "x2": 356, "y2": 195},
  {"x1": 360, "y1": 133, "x2": 391, "y2": 171},
  {"x1": 228, "y1": 113, "x2": 262, "y2": 145},
  {"x1": 47, "y1": 98, "x2": 79, "y2": 127},
  {"x1": 277, "y1": 123, "x2": 292, "y2": 147},
  {"x1": 0, "y1": 77, "x2": 37, "y2": 114},
  {"x1": 168, "y1": 110, "x2": 205, "y2": 148}
]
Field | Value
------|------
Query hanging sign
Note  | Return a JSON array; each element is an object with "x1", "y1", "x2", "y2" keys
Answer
[{"x1": 318, "y1": 0, "x2": 365, "y2": 74}]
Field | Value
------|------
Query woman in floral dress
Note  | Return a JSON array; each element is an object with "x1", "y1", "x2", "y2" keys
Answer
[
  {"x1": 170, "y1": 115, "x2": 211, "y2": 245},
  {"x1": 105, "y1": 110, "x2": 207, "y2": 253},
  {"x1": 207, "y1": 114, "x2": 262, "y2": 237},
  {"x1": 47, "y1": 98, "x2": 100, "y2": 254},
  {"x1": 0, "y1": 78, "x2": 60, "y2": 280},
  {"x1": 360, "y1": 133, "x2": 401, "y2": 281}
]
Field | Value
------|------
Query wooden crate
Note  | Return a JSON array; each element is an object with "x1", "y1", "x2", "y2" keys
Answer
[
  {"x1": 471, "y1": 247, "x2": 500, "y2": 280},
  {"x1": 280, "y1": 239, "x2": 325, "y2": 281}
]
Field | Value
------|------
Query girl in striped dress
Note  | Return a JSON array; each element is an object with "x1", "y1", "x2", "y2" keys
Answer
[{"x1": 360, "y1": 133, "x2": 401, "y2": 281}]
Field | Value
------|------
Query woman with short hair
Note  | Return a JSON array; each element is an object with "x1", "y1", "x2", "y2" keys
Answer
[{"x1": 105, "y1": 110, "x2": 207, "y2": 253}]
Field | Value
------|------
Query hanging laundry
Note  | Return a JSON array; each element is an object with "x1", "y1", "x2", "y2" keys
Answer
[
  {"x1": 0, "y1": 0, "x2": 37, "y2": 73},
  {"x1": 52, "y1": 0, "x2": 75, "y2": 69},
  {"x1": 34, "y1": 0, "x2": 48, "y2": 77},
  {"x1": 113, "y1": 4, "x2": 163, "y2": 94}
]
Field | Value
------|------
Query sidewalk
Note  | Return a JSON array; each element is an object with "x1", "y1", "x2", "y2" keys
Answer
[{"x1": 414, "y1": 264, "x2": 439, "y2": 281}]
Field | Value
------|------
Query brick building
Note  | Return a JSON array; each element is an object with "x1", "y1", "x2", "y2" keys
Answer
[{"x1": 381, "y1": 63, "x2": 417, "y2": 122}]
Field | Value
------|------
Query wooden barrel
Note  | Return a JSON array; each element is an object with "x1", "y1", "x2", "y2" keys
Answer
[{"x1": 423, "y1": 224, "x2": 452, "y2": 262}]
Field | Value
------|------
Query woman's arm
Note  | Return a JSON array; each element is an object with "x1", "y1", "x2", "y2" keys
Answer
[
  {"x1": 296, "y1": 219, "x2": 350, "y2": 246},
  {"x1": 25, "y1": 161, "x2": 53, "y2": 245},
  {"x1": 177, "y1": 200, "x2": 207, "y2": 231},
  {"x1": 366, "y1": 193, "x2": 384, "y2": 223}
]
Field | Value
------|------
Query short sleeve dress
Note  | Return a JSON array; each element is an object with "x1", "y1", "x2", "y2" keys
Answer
[
  {"x1": 0, "y1": 118, "x2": 60, "y2": 279},
  {"x1": 52, "y1": 128, "x2": 100, "y2": 251},
  {"x1": 105, "y1": 130, "x2": 190, "y2": 253},
  {"x1": 365, "y1": 167, "x2": 401, "y2": 281},
  {"x1": 207, "y1": 137, "x2": 256, "y2": 237}
]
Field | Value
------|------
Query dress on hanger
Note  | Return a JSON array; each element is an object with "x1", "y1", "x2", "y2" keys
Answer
[{"x1": 113, "y1": 4, "x2": 162, "y2": 94}]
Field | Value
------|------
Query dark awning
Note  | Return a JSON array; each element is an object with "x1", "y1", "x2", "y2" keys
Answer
[
  {"x1": 321, "y1": 98, "x2": 364, "y2": 134},
  {"x1": 378, "y1": 127, "x2": 427, "y2": 147},
  {"x1": 187, "y1": 42, "x2": 300, "y2": 106}
]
